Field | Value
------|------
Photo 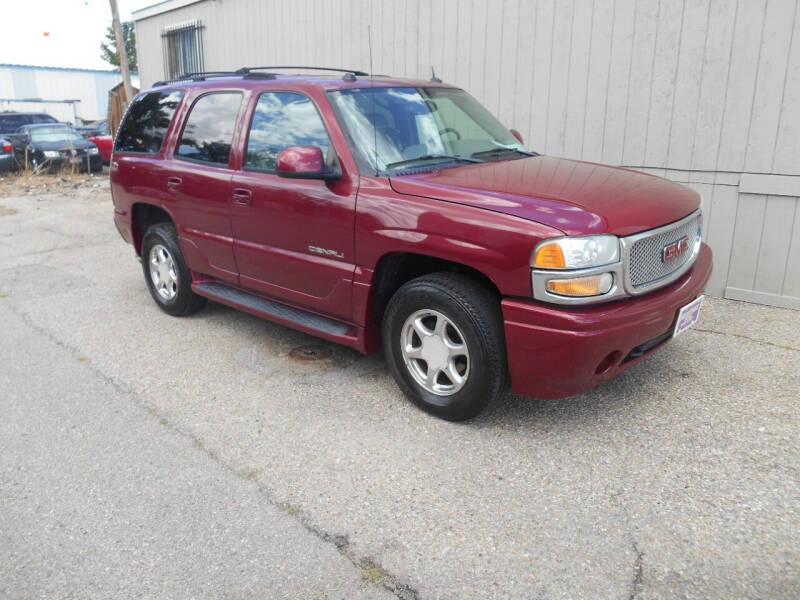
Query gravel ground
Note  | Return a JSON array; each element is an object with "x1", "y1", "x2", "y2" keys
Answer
[{"x1": 0, "y1": 177, "x2": 798, "y2": 599}]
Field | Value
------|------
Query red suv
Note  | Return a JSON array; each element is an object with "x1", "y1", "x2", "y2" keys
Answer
[{"x1": 110, "y1": 67, "x2": 712, "y2": 420}]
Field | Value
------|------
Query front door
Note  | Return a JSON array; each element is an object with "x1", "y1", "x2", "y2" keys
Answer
[{"x1": 230, "y1": 91, "x2": 357, "y2": 321}]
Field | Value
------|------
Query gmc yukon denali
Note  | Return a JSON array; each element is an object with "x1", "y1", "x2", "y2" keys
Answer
[{"x1": 110, "y1": 67, "x2": 712, "y2": 421}]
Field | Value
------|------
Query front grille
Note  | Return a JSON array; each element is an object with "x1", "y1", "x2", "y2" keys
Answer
[{"x1": 628, "y1": 213, "x2": 700, "y2": 288}]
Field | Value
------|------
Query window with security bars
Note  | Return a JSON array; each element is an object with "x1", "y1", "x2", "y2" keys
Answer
[{"x1": 162, "y1": 20, "x2": 204, "y2": 79}]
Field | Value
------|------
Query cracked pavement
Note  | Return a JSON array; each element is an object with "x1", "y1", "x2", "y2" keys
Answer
[{"x1": 1, "y1": 181, "x2": 798, "y2": 598}]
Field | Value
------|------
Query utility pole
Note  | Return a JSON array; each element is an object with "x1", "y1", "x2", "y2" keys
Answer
[{"x1": 109, "y1": 0, "x2": 133, "y2": 105}]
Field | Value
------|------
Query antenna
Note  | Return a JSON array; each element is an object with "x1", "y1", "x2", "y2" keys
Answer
[
  {"x1": 367, "y1": 25, "x2": 374, "y2": 77},
  {"x1": 368, "y1": 22, "x2": 378, "y2": 173},
  {"x1": 430, "y1": 66, "x2": 442, "y2": 83}
]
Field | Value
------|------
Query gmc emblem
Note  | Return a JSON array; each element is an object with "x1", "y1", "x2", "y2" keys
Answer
[{"x1": 662, "y1": 236, "x2": 690, "y2": 263}]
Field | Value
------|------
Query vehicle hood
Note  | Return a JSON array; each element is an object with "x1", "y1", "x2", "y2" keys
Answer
[
  {"x1": 388, "y1": 156, "x2": 700, "y2": 236},
  {"x1": 30, "y1": 139, "x2": 95, "y2": 151}
]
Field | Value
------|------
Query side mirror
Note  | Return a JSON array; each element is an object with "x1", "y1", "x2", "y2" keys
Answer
[
  {"x1": 510, "y1": 129, "x2": 524, "y2": 144},
  {"x1": 276, "y1": 146, "x2": 340, "y2": 180}
]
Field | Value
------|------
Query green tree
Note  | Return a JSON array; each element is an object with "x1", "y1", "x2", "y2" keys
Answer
[{"x1": 100, "y1": 20, "x2": 138, "y2": 73}]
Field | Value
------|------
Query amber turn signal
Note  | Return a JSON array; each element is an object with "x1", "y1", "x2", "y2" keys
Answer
[
  {"x1": 546, "y1": 273, "x2": 613, "y2": 297},
  {"x1": 533, "y1": 243, "x2": 566, "y2": 269}
]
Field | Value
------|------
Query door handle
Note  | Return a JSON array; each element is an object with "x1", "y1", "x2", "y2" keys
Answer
[
  {"x1": 232, "y1": 188, "x2": 252, "y2": 206},
  {"x1": 167, "y1": 176, "x2": 182, "y2": 192}
]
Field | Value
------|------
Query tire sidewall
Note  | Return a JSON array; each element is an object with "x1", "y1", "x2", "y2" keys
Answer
[
  {"x1": 383, "y1": 282, "x2": 498, "y2": 420},
  {"x1": 141, "y1": 224, "x2": 193, "y2": 316}
]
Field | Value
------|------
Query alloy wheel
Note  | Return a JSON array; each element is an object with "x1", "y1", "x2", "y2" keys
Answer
[{"x1": 400, "y1": 309, "x2": 470, "y2": 396}]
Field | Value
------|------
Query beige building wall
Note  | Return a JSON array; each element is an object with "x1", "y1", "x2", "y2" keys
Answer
[{"x1": 134, "y1": 0, "x2": 800, "y2": 308}]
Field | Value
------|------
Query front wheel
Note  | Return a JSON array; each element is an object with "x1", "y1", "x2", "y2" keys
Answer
[{"x1": 382, "y1": 273, "x2": 508, "y2": 421}]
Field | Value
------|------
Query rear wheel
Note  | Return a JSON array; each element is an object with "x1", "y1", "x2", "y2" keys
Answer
[
  {"x1": 140, "y1": 222, "x2": 206, "y2": 316},
  {"x1": 382, "y1": 273, "x2": 507, "y2": 421}
]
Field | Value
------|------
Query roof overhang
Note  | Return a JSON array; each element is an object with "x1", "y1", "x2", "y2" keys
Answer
[{"x1": 132, "y1": 0, "x2": 206, "y2": 21}]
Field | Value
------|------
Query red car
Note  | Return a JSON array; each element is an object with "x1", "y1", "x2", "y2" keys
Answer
[
  {"x1": 110, "y1": 67, "x2": 712, "y2": 420},
  {"x1": 87, "y1": 134, "x2": 113, "y2": 164}
]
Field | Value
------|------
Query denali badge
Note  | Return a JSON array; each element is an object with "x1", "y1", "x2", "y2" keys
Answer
[
  {"x1": 308, "y1": 245, "x2": 344, "y2": 259},
  {"x1": 662, "y1": 236, "x2": 690, "y2": 263}
]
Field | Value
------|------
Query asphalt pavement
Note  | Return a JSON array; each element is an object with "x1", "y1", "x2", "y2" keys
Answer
[{"x1": 0, "y1": 182, "x2": 798, "y2": 599}]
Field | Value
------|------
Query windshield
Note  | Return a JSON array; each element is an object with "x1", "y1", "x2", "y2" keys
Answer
[
  {"x1": 28, "y1": 127, "x2": 84, "y2": 143},
  {"x1": 328, "y1": 86, "x2": 530, "y2": 174}
]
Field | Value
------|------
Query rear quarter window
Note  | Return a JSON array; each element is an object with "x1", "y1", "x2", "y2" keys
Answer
[{"x1": 114, "y1": 90, "x2": 183, "y2": 154}]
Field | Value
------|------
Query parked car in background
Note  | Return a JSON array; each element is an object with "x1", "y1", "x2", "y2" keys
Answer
[
  {"x1": 14, "y1": 123, "x2": 102, "y2": 173},
  {"x1": 0, "y1": 111, "x2": 59, "y2": 135},
  {"x1": 87, "y1": 133, "x2": 113, "y2": 164},
  {"x1": 76, "y1": 119, "x2": 108, "y2": 137},
  {"x1": 0, "y1": 137, "x2": 15, "y2": 173},
  {"x1": 111, "y1": 68, "x2": 712, "y2": 421}
]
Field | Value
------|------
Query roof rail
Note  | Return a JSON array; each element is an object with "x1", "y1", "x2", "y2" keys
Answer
[
  {"x1": 152, "y1": 66, "x2": 370, "y2": 87},
  {"x1": 152, "y1": 70, "x2": 274, "y2": 86},
  {"x1": 239, "y1": 66, "x2": 369, "y2": 77}
]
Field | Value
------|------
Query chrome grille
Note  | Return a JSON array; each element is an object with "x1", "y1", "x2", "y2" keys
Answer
[{"x1": 627, "y1": 213, "x2": 701, "y2": 288}]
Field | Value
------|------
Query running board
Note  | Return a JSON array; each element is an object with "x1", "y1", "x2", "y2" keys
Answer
[{"x1": 193, "y1": 281, "x2": 357, "y2": 342}]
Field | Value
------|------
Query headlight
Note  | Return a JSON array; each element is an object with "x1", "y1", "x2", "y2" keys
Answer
[
  {"x1": 88, "y1": 147, "x2": 99, "y2": 155},
  {"x1": 43, "y1": 150, "x2": 60, "y2": 158},
  {"x1": 532, "y1": 235, "x2": 620, "y2": 269}
]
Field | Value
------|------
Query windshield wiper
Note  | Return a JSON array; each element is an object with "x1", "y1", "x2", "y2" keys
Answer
[
  {"x1": 384, "y1": 154, "x2": 483, "y2": 171},
  {"x1": 472, "y1": 147, "x2": 539, "y2": 159}
]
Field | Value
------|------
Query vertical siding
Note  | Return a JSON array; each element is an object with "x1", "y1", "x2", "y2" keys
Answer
[
  {"x1": 134, "y1": 0, "x2": 800, "y2": 308},
  {"x1": 133, "y1": 0, "x2": 799, "y2": 176}
]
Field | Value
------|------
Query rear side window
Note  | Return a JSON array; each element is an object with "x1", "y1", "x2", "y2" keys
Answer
[
  {"x1": 176, "y1": 92, "x2": 242, "y2": 165},
  {"x1": 244, "y1": 92, "x2": 331, "y2": 172},
  {"x1": 0, "y1": 115, "x2": 25, "y2": 131},
  {"x1": 115, "y1": 90, "x2": 183, "y2": 154}
]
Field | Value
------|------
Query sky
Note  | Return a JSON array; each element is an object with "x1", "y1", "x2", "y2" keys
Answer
[{"x1": 0, "y1": 0, "x2": 156, "y2": 71}]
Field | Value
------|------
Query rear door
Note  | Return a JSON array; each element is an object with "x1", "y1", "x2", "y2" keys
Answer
[
  {"x1": 165, "y1": 91, "x2": 244, "y2": 284},
  {"x1": 229, "y1": 90, "x2": 357, "y2": 320},
  {"x1": 110, "y1": 89, "x2": 184, "y2": 246}
]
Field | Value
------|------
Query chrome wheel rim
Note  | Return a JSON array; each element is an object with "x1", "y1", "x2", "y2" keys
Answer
[
  {"x1": 400, "y1": 309, "x2": 470, "y2": 396},
  {"x1": 148, "y1": 244, "x2": 178, "y2": 301}
]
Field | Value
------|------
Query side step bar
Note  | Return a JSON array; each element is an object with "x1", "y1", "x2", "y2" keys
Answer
[{"x1": 193, "y1": 281, "x2": 359, "y2": 346}]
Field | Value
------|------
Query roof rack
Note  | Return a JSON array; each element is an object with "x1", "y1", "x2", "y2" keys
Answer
[
  {"x1": 152, "y1": 70, "x2": 275, "y2": 86},
  {"x1": 239, "y1": 66, "x2": 369, "y2": 77},
  {"x1": 152, "y1": 66, "x2": 369, "y2": 87}
]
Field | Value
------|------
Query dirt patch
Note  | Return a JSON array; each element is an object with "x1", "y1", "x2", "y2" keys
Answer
[
  {"x1": 0, "y1": 172, "x2": 109, "y2": 198},
  {"x1": 0, "y1": 205, "x2": 18, "y2": 216}
]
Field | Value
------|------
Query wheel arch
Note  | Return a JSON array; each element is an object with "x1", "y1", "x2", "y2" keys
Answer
[
  {"x1": 131, "y1": 203, "x2": 174, "y2": 255},
  {"x1": 368, "y1": 251, "x2": 501, "y2": 329}
]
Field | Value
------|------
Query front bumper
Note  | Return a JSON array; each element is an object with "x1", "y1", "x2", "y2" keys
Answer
[
  {"x1": 38, "y1": 153, "x2": 102, "y2": 172},
  {"x1": 503, "y1": 243, "x2": 713, "y2": 399}
]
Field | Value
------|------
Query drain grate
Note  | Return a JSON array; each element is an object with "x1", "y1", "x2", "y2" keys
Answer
[{"x1": 289, "y1": 345, "x2": 333, "y2": 361}]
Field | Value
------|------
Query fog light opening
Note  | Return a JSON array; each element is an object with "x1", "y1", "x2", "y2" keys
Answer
[{"x1": 595, "y1": 350, "x2": 622, "y2": 375}]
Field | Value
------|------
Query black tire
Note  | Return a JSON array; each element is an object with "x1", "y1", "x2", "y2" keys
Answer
[
  {"x1": 140, "y1": 222, "x2": 206, "y2": 317},
  {"x1": 382, "y1": 272, "x2": 508, "y2": 421}
]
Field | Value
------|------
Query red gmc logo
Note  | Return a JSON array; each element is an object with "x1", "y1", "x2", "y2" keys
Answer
[{"x1": 662, "y1": 236, "x2": 690, "y2": 262}]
